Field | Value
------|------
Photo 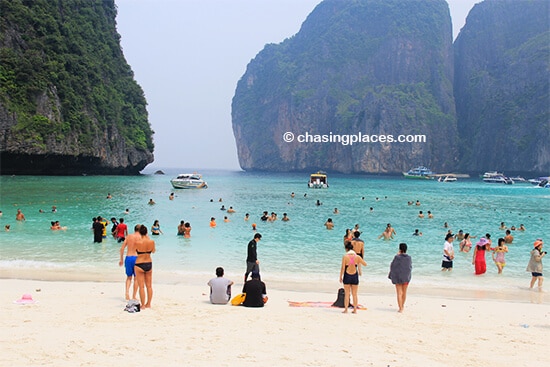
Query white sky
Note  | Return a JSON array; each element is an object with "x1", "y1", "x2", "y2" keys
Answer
[{"x1": 115, "y1": 0, "x2": 480, "y2": 171}]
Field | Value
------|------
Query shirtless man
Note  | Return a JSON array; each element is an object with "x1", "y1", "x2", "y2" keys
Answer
[
  {"x1": 119, "y1": 224, "x2": 140, "y2": 300},
  {"x1": 350, "y1": 231, "x2": 364, "y2": 258},
  {"x1": 350, "y1": 231, "x2": 365, "y2": 275},
  {"x1": 15, "y1": 209, "x2": 25, "y2": 221},
  {"x1": 504, "y1": 229, "x2": 514, "y2": 244}
]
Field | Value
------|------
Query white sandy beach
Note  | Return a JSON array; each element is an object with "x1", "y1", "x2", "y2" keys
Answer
[{"x1": 1, "y1": 278, "x2": 549, "y2": 367}]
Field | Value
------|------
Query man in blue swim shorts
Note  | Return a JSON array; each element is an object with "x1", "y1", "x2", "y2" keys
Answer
[{"x1": 119, "y1": 224, "x2": 140, "y2": 300}]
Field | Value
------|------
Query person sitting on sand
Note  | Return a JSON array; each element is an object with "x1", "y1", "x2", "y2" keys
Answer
[
  {"x1": 324, "y1": 218, "x2": 334, "y2": 230},
  {"x1": 208, "y1": 267, "x2": 234, "y2": 304},
  {"x1": 242, "y1": 271, "x2": 267, "y2": 307}
]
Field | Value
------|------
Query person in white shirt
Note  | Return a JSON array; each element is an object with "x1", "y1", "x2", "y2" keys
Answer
[{"x1": 207, "y1": 267, "x2": 234, "y2": 304}]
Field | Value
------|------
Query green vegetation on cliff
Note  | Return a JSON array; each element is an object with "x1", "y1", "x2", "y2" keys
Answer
[{"x1": 0, "y1": 0, "x2": 153, "y2": 153}]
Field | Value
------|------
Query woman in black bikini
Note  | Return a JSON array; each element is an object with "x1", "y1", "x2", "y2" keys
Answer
[
  {"x1": 339, "y1": 242, "x2": 367, "y2": 313},
  {"x1": 135, "y1": 225, "x2": 156, "y2": 309}
]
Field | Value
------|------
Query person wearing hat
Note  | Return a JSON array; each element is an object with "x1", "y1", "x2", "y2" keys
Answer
[
  {"x1": 472, "y1": 237, "x2": 490, "y2": 275},
  {"x1": 526, "y1": 239, "x2": 546, "y2": 291},
  {"x1": 241, "y1": 271, "x2": 267, "y2": 307}
]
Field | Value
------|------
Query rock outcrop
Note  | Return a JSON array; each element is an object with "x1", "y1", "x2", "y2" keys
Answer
[
  {"x1": 0, "y1": 0, "x2": 154, "y2": 175},
  {"x1": 232, "y1": 0, "x2": 549, "y2": 175},
  {"x1": 232, "y1": 0, "x2": 457, "y2": 174},
  {"x1": 454, "y1": 0, "x2": 549, "y2": 173}
]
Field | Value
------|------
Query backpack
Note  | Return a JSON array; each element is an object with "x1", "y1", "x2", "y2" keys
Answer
[{"x1": 331, "y1": 288, "x2": 352, "y2": 308}]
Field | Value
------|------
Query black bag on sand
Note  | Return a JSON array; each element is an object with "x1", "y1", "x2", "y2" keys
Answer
[{"x1": 332, "y1": 288, "x2": 353, "y2": 308}]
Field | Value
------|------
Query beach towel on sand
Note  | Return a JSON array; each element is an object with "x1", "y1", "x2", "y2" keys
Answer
[{"x1": 288, "y1": 301, "x2": 366, "y2": 310}]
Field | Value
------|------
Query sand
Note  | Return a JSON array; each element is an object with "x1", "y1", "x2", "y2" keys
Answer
[{"x1": 1, "y1": 278, "x2": 549, "y2": 367}]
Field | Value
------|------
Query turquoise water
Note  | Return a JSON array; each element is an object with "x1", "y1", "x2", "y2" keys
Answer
[{"x1": 0, "y1": 170, "x2": 548, "y2": 291}]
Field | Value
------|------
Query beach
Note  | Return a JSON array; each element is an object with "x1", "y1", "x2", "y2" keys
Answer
[
  {"x1": 2, "y1": 278, "x2": 549, "y2": 367},
  {"x1": 1, "y1": 172, "x2": 549, "y2": 365}
]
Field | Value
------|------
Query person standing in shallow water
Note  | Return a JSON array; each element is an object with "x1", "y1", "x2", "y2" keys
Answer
[
  {"x1": 472, "y1": 238, "x2": 490, "y2": 275},
  {"x1": 441, "y1": 233, "x2": 455, "y2": 271},
  {"x1": 526, "y1": 239, "x2": 545, "y2": 291},
  {"x1": 492, "y1": 238, "x2": 508, "y2": 274},
  {"x1": 388, "y1": 243, "x2": 412, "y2": 313}
]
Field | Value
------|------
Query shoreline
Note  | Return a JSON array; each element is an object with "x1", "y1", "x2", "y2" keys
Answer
[
  {"x1": 1, "y1": 266, "x2": 547, "y2": 305},
  {"x1": 2, "y1": 277, "x2": 549, "y2": 367}
]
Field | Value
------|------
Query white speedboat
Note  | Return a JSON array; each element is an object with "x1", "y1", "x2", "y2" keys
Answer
[
  {"x1": 170, "y1": 173, "x2": 208, "y2": 189},
  {"x1": 308, "y1": 171, "x2": 328, "y2": 188},
  {"x1": 403, "y1": 166, "x2": 434, "y2": 179},
  {"x1": 438, "y1": 174, "x2": 457, "y2": 182},
  {"x1": 482, "y1": 171, "x2": 513, "y2": 184},
  {"x1": 528, "y1": 176, "x2": 549, "y2": 186}
]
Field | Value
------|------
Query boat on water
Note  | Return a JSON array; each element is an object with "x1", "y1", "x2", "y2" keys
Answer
[
  {"x1": 528, "y1": 176, "x2": 549, "y2": 186},
  {"x1": 170, "y1": 173, "x2": 208, "y2": 189},
  {"x1": 482, "y1": 171, "x2": 513, "y2": 184},
  {"x1": 403, "y1": 166, "x2": 434, "y2": 179},
  {"x1": 437, "y1": 174, "x2": 457, "y2": 183},
  {"x1": 308, "y1": 171, "x2": 328, "y2": 188}
]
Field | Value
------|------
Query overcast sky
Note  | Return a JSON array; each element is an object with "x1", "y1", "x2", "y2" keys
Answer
[{"x1": 115, "y1": 0, "x2": 480, "y2": 172}]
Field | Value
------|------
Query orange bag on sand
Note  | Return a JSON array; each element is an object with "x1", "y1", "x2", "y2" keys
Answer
[{"x1": 231, "y1": 293, "x2": 246, "y2": 306}]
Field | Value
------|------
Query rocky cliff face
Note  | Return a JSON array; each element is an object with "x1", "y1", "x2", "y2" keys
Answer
[
  {"x1": 0, "y1": 0, "x2": 154, "y2": 175},
  {"x1": 232, "y1": 0, "x2": 457, "y2": 174},
  {"x1": 233, "y1": 0, "x2": 549, "y2": 175},
  {"x1": 454, "y1": 0, "x2": 549, "y2": 173}
]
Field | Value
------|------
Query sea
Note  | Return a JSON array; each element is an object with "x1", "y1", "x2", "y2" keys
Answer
[{"x1": 0, "y1": 169, "x2": 548, "y2": 296}]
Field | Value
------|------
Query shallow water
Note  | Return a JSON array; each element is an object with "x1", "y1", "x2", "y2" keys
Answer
[{"x1": 0, "y1": 170, "x2": 548, "y2": 291}]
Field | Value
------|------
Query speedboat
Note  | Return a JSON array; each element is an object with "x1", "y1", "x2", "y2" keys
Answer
[
  {"x1": 403, "y1": 166, "x2": 434, "y2": 179},
  {"x1": 509, "y1": 176, "x2": 528, "y2": 184},
  {"x1": 482, "y1": 171, "x2": 513, "y2": 184},
  {"x1": 170, "y1": 173, "x2": 208, "y2": 189},
  {"x1": 308, "y1": 171, "x2": 328, "y2": 188},
  {"x1": 528, "y1": 177, "x2": 549, "y2": 186},
  {"x1": 438, "y1": 174, "x2": 457, "y2": 182}
]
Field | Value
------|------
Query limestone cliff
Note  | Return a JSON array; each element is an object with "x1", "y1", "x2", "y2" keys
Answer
[
  {"x1": 0, "y1": 0, "x2": 154, "y2": 175},
  {"x1": 454, "y1": 0, "x2": 549, "y2": 173},
  {"x1": 232, "y1": 0, "x2": 457, "y2": 174}
]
